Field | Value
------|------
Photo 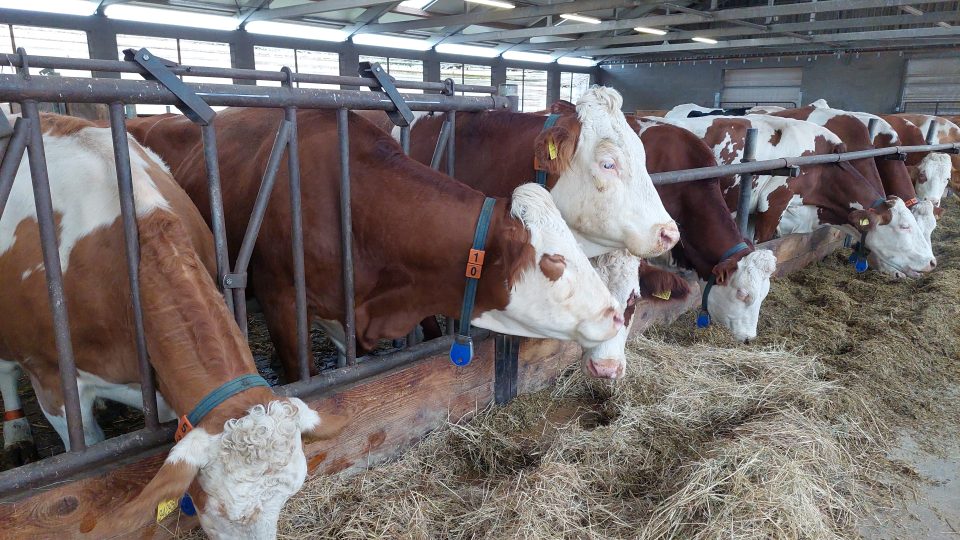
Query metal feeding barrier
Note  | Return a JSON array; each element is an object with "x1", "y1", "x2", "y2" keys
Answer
[{"x1": 0, "y1": 49, "x2": 957, "y2": 498}]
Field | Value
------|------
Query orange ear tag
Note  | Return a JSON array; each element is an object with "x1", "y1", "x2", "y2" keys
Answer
[{"x1": 466, "y1": 248, "x2": 486, "y2": 279}]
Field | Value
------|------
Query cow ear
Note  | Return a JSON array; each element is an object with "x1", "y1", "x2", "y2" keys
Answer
[
  {"x1": 711, "y1": 257, "x2": 739, "y2": 285},
  {"x1": 289, "y1": 398, "x2": 349, "y2": 442},
  {"x1": 850, "y1": 209, "x2": 878, "y2": 232},
  {"x1": 934, "y1": 206, "x2": 945, "y2": 220},
  {"x1": 81, "y1": 433, "x2": 210, "y2": 535},
  {"x1": 549, "y1": 100, "x2": 576, "y2": 115},
  {"x1": 906, "y1": 165, "x2": 923, "y2": 184},
  {"x1": 534, "y1": 125, "x2": 577, "y2": 176}
]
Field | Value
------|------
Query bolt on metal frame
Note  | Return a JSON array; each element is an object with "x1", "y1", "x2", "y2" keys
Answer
[{"x1": 0, "y1": 49, "x2": 957, "y2": 499}]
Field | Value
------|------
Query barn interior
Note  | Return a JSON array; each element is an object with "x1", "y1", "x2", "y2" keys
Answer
[{"x1": 0, "y1": 1, "x2": 958, "y2": 539}]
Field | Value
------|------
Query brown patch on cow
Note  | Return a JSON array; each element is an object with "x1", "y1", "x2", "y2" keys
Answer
[
  {"x1": 934, "y1": 206, "x2": 946, "y2": 220},
  {"x1": 768, "y1": 129, "x2": 783, "y2": 146},
  {"x1": 538, "y1": 253, "x2": 566, "y2": 281},
  {"x1": 39, "y1": 113, "x2": 94, "y2": 137},
  {"x1": 549, "y1": 99, "x2": 577, "y2": 115},
  {"x1": 702, "y1": 118, "x2": 749, "y2": 165},
  {"x1": 533, "y1": 125, "x2": 577, "y2": 176},
  {"x1": 622, "y1": 290, "x2": 639, "y2": 327}
]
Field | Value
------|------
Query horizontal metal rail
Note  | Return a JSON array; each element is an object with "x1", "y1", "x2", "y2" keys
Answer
[
  {"x1": 0, "y1": 329, "x2": 488, "y2": 498},
  {"x1": 0, "y1": 75, "x2": 510, "y2": 111},
  {"x1": 0, "y1": 53, "x2": 500, "y2": 95},
  {"x1": 650, "y1": 141, "x2": 960, "y2": 185}
]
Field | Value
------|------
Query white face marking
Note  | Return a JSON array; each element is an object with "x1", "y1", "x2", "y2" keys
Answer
[
  {"x1": 472, "y1": 184, "x2": 621, "y2": 348},
  {"x1": 706, "y1": 250, "x2": 777, "y2": 342},
  {"x1": 579, "y1": 250, "x2": 640, "y2": 379},
  {"x1": 914, "y1": 152, "x2": 952, "y2": 205},
  {"x1": 172, "y1": 400, "x2": 316, "y2": 540},
  {"x1": 866, "y1": 199, "x2": 936, "y2": 278},
  {"x1": 0, "y1": 120, "x2": 170, "y2": 272},
  {"x1": 549, "y1": 87, "x2": 676, "y2": 258}
]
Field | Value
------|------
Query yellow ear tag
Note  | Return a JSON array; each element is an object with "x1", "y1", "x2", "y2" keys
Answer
[
  {"x1": 652, "y1": 290, "x2": 671, "y2": 300},
  {"x1": 548, "y1": 138, "x2": 558, "y2": 160},
  {"x1": 157, "y1": 499, "x2": 177, "y2": 523},
  {"x1": 859, "y1": 218, "x2": 870, "y2": 227}
]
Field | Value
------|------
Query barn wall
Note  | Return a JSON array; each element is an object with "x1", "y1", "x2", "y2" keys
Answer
[{"x1": 599, "y1": 51, "x2": 949, "y2": 114}]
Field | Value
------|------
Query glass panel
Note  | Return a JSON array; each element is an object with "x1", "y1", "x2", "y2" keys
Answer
[
  {"x1": 508, "y1": 68, "x2": 547, "y2": 112},
  {"x1": 358, "y1": 55, "x2": 421, "y2": 93},
  {"x1": 441, "y1": 62, "x2": 491, "y2": 96},
  {"x1": 178, "y1": 39, "x2": 230, "y2": 85},
  {"x1": 0, "y1": 25, "x2": 13, "y2": 55},
  {"x1": 12, "y1": 25, "x2": 90, "y2": 78},
  {"x1": 295, "y1": 49, "x2": 339, "y2": 89},
  {"x1": 254, "y1": 45, "x2": 295, "y2": 87},
  {"x1": 561, "y1": 72, "x2": 591, "y2": 104},
  {"x1": 117, "y1": 35, "x2": 181, "y2": 115}
]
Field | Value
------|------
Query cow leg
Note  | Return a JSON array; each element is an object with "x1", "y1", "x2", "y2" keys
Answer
[
  {"x1": 32, "y1": 372, "x2": 105, "y2": 450},
  {"x1": 0, "y1": 360, "x2": 37, "y2": 466}
]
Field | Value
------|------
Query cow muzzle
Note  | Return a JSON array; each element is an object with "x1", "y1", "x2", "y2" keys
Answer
[{"x1": 584, "y1": 356, "x2": 626, "y2": 379}]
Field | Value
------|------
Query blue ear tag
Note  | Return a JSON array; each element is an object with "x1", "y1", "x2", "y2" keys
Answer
[
  {"x1": 450, "y1": 335, "x2": 473, "y2": 366},
  {"x1": 855, "y1": 258, "x2": 868, "y2": 273},
  {"x1": 848, "y1": 251, "x2": 858, "y2": 264},
  {"x1": 696, "y1": 310, "x2": 711, "y2": 329},
  {"x1": 180, "y1": 493, "x2": 196, "y2": 516}
]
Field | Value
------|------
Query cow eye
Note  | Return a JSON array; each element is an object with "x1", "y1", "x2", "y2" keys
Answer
[
  {"x1": 601, "y1": 160, "x2": 616, "y2": 170},
  {"x1": 899, "y1": 224, "x2": 911, "y2": 231}
]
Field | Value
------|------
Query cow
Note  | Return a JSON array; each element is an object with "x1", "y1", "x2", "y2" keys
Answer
[
  {"x1": 658, "y1": 113, "x2": 937, "y2": 279},
  {"x1": 632, "y1": 119, "x2": 777, "y2": 343},
  {"x1": 894, "y1": 113, "x2": 960, "y2": 198},
  {"x1": 773, "y1": 101, "x2": 940, "y2": 242},
  {"x1": 0, "y1": 114, "x2": 345, "y2": 538},
  {"x1": 881, "y1": 114, "x2": 953, "y2": 207},
  {"x1": 366, "y1": 87, "x2": 681, "y2": 379},
  {"x1": 127, "y1": 108, "x2": 625, "y2": 383},
  {"x1": 665, "y1": 103, "x2": 749, "y2": 118}
]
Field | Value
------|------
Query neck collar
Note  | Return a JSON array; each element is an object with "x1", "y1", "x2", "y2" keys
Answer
[
  {"x1": 175, "y1": 374, "x2": 270, "y2": 441},
  {"x1": 450, "y1": 197, "x2": 498, "y2": 366}
]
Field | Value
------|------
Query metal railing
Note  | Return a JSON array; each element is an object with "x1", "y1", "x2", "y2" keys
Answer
[
  {"x1": 0, "y1": 48, "x2": 508, "y2": 497},
  {"x1": 899, "y1": 100, "x2": 960, "y2": 116},
  {"x1": 0, "y1": 50, "x2": 957, "y2": 499}
]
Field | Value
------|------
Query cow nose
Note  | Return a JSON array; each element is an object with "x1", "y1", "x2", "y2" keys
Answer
[
  {"x1": 612, "y1": 310, "x2": 624, "y2": 328},
  {"x1": 586, "y1": 357, "x2": 626, "y2": 379},
  {"x1": 658, "y1": 222, "x2": 680, "y2": 250},
  {"x1": 930, "y1": 258, "x2": 937, "y2": 269}
]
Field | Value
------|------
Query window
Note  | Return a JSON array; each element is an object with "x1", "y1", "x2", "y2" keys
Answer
[
  {"x1": 117, "y1": 35, "x2": 230, "y2": 114},
  {"x1": 506, "y1": 68, "x2": 547, "y2": 112},
  {"x1": 1, "y1": 25, "x2": 90, "y2": 78},
  {"x1": 253, "y1": 46, "x2": 339, "y2": 89},
  {"x1": 440, "y1": 62, "x2": 492, "y2": 96},
  {"x1": 359, "y1": 55, "x2": 423, "y2": 93},
  {"x1": 560, "y1": 72, "x2": 591, "y2": 104},
  {"x1": 901, "y1": 58, "x2": 960, "y2": 115},
  {"x1": 720, "y1": 67, "x2": 802, "y2": 109}
]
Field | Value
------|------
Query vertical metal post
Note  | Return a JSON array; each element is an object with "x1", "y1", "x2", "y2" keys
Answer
[
  {"x1": 337, "y1": 108, "x2": 357, "y2": 367},
  {"x1": 867, "y1": 118, "x2": 879, "y2": 141},
  {"x1": 199, "y1": 123, "x2": 234, "y2": 315},
  {"x1": 399, "y1": 125, "x2": 410, "y2": 156},
  {"x1": 429, "y1": 117, "x2": 451, "y2": 171},
  {"x1": 497, "y1": 83, "x2": 519, "y2": 112},
  {"x1": 284, "y1": 106, "x2": 311, "y2": 380},
  {"x1": 21, "y1": 100, "x2": 86, "y2": 451},
  {"x1": 108, "y1": 103, "x2": 159, "y2": 431},
  {"x1": 0, "y1": 118, "x2": 32, "y2": 221},
  {"x1": 736, "y1": 128, "x2": 758, "y2": 237},
  {"x1": 925, "y1": 121, "x2": 938, "y2": 145},
  {"x1": 494, "y1": 334, "x2": 520, "y2": 405},
  {"x1": 445, "y1": 110, "x2": 456, "y2": 179}
]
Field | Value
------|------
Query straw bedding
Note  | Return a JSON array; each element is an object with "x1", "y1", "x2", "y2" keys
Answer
[{"x1": 180, "y1": 200, "x2": 959, "y2": 539}]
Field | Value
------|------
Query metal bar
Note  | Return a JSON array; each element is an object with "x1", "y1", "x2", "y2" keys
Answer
[
  {"x1": 233, "y1": 289, "x2": 248, "y2": 338},
  {"x1": 445, "y1": 111, "x2": 456, "y2": 179},
  {"x1": 736, "y1": 128, "x2": 758, "y2": 236},
  {"x1": 21, "y1": 100, "x2": 85, "y2": 452},
  {"x1": 0, "y1": 54, "x2": 498, "y2": 95},
  {"x1": 0, "y1": 117, "x2": 31, "y2": 221},
  {"x1": 494, "y1": 334, "x2": 520, "y2": 405},
  {"x1": 284, "y1": 107, "x2": 312, "y2": 381},
  {"x1": 430, "y1": 115, "x2": 452, "y2": 170},
  {"x1": 0, "y1": 75, "x2": 511, "y2": 112},
  {"x1": 199, "y1": 123, "x2": 235, "y2": 315},
  {"x1": 925, "y1": 121, "x2": 938, "y2": 145},
  {"x1": 107, "y1": 103, "x2": 159, "y2": 431},
  {"x1": 399, "y1": 125, "x2": 411, "y2": 156},
  {"x1": 650, "y1": 142, "x2": 960, "y2": 185},
  {"x1": 337, "y1": 108, "x2": 358, "y2": 368}
]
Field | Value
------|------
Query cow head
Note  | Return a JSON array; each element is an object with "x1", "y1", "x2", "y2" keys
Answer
[
  {"x1": 852, "y1": 198, "x2": 937, "y2": 278},
  {"x1": 87, "y1": 398, "x2": 345, "y2": 539},
  {"x1": 544, "y1": 87, "x2": 678, "y2": 258},
  {"x1": 706, "y1": 250, "x2": 777, "y2": 343},
  {"x1": 910, "y1": 152, "x2": 952, "y2": 206},
  {"x1": 473, "y1": 184, "x2": 623, "y2": 348},
  {"x1": 579, "y1": 250, "x2": 640, "y2": 379}
]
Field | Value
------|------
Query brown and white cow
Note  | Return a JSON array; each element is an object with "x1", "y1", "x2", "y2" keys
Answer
[
  {"x1": 882, "y1": 114, "x2": 953, "y2": 207},
  {"x1": 0, "y1": 114, "x2": 343, "y2": 538},
  {"x1": 774, "y1": 101, "x2": 940, "y2": 248},
  {"x1": 660, "y1": 113, "x2": 936, "y2": 279},
  {"x1": 632, "y1": 119, "x2": 777, "y2": 343},
  {"x1": 894, "y1": 113, "x2": 960, "y2": 199},
  {"x1": 128, "y1": 108, "x2": 623, "y2": 382}
]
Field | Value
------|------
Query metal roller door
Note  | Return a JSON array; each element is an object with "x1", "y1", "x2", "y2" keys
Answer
[
  {"x1": 720, "y1": 67, "x2": 803, "y2": 109},
  {"x1": 900, "y1": 58, "x2": 960, "y2": 115}
]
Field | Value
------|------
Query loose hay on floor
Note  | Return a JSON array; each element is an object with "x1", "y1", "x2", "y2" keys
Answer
[{"x1": 262, "y1": 341, "x2": 871, "y2": 540}]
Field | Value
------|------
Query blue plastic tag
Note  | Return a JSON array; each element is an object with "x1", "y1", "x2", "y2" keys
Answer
[
  {"x1": 848, "y1": 251, "x2": 858, "y2": 264},
  {"x1": 855, "y1": 258, "x2": 868, "y2": 273},
  {"x1": 450, "y1": 339, "x2": 473, "y2": 366},
  {"x1": 180, "y1": 493, "x2": 196, "y2": 517},
  {"x1": 696, "y1": 311, "x2": 711, "y2": 329}
]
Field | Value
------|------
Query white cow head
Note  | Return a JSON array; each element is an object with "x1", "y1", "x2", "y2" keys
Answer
[
  {"x1": 856, "y1": 198, "x2": 937, "y2": 278},
  {"x1": 911, "y1": 152, "x2": 952, "y2": 206},
  {"x1": 706, "y1": 250, "x2": 777, "y2": 343},
  {"x1": 545, "y1": 87, "x2": 678, "y2": 258},
  {"x1": 580, "y1": 250, "x2": 641, "y2": 379},
  {"x1": 90, "y1": 398, "x2": 344, "y2": 539},
  {"x1": 474, "y1": 184, "x2": 623, "y2": 348}
]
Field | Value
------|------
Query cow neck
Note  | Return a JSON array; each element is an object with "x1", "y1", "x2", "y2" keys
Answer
[{"x1": 137, "y1": 208, "x2": 269, "y2": 434}]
